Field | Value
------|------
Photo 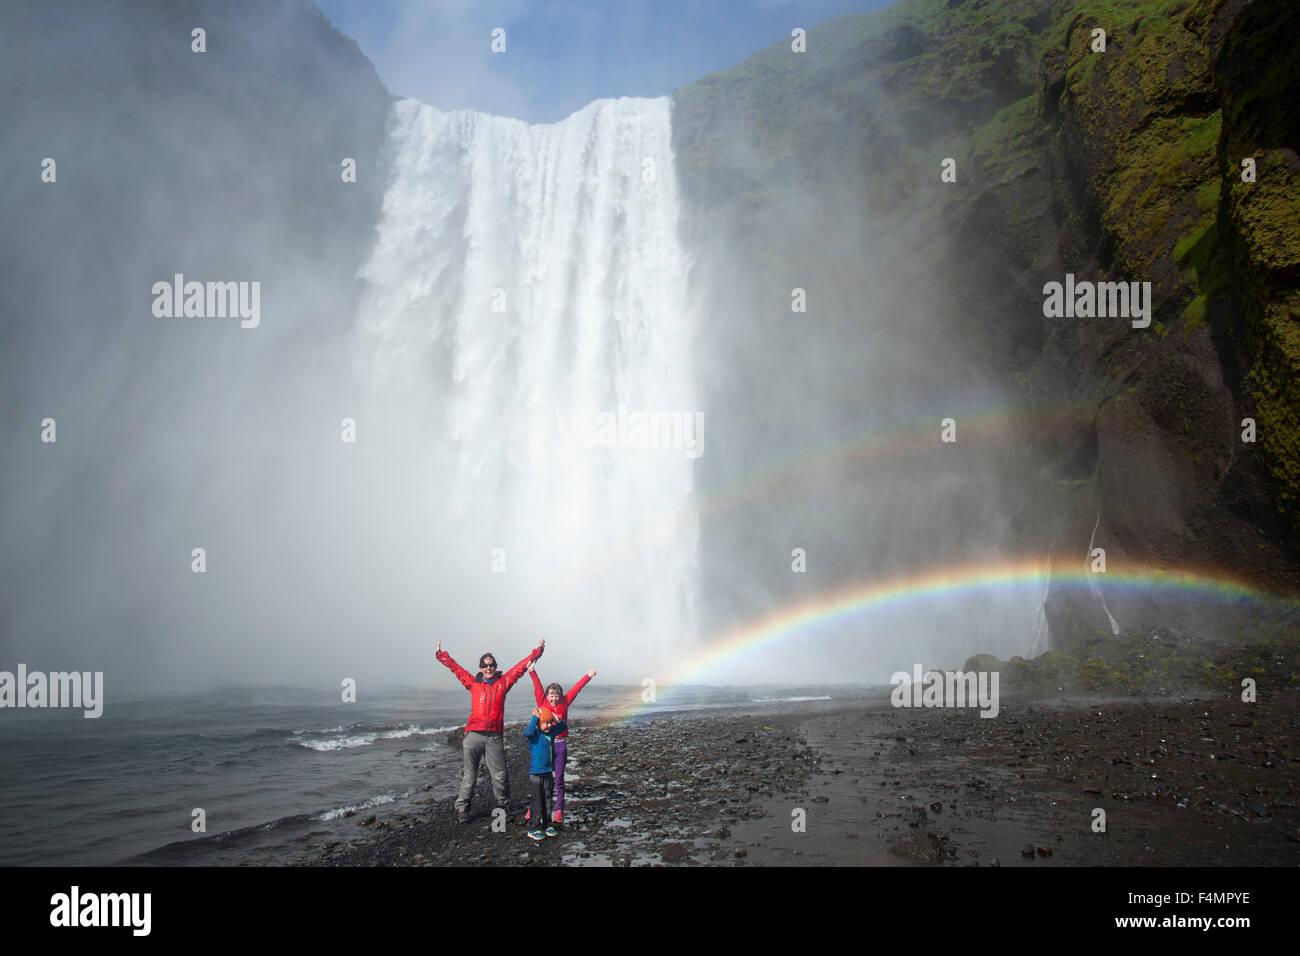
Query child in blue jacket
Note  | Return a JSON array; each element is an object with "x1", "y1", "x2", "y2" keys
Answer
[{"x1": 523, "y1": 707, "x2": 566, "y2": 840}]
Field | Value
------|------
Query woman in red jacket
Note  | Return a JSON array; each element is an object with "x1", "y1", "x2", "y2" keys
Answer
[
  {"x1": 436, "y1": 638, "x2": 544, "y2": 823},
  {"x1": 524, "y1": 659, "x2": 595, "y2": 824}
]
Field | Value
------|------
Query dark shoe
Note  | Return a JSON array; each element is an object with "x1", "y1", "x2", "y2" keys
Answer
[{"x1": 457, "y1": 810, "x2": 469, "y2": 824}]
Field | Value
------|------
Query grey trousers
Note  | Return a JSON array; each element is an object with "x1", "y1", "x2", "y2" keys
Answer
[{"x1": 458, "y1": 731, "x2": 509, "y2": 812}]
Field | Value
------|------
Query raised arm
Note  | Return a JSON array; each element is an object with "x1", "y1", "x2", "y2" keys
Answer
[
  {"x1": 565, "y1": 668, "x2": 595, "y2": 706},
  {"x1": 528, "y1": 665, "x2": 546, "y2": 706},
  {"x1": 502, "y1": 639, "x2": 545, "y2": 690},
  {"x1": 435, "y1": 642, "x2": 474, "y2": 689}
]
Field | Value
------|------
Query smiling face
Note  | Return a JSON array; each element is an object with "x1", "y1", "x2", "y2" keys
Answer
[{"x1": 546, "y1": 688, "x2": 561, "y2": 707}]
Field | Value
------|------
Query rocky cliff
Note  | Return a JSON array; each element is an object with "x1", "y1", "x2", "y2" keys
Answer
[
  {"x1": 0, "y1": 0, "x2": 392, "y2": 661},
  {"x1": 671, "y1": 0, "x2": 1299, "y2": 647}
]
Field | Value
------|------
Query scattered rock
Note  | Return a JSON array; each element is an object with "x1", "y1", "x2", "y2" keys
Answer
[
  {"x1": 660, "y1": 843, "x2": 689, "y2": 863},
  {"x1": 890, "y1": 831, "x2": 953, "y2": 863}
]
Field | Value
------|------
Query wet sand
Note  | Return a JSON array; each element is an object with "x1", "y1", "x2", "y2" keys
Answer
[{"x1": 309, "y1": 693, "x2": 1300, "y2": 866}]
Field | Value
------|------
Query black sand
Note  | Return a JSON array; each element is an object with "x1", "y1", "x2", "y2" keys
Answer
[{"x1": 308, "y1": 694, "x2": 1300, "y2": 867}]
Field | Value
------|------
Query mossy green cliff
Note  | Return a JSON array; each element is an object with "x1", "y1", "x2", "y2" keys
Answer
[{"x1": 673, "y1": 0, "x2": 1299, "y2": 645}]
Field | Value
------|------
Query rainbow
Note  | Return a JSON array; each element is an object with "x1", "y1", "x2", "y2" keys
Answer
[
  {"x1": 566, "y1": 397, "x2": 1102, "y2": 582},
  {"x1": 691, "y1": 397, "x2": 1096, "y2": 521},
  {"x1": 610, "y1": 555, "x2": 1289, "y2": 723}
]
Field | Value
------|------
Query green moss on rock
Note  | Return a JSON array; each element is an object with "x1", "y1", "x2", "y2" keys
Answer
[{"x1": 961, "y1": 653, "x2": 1002, "y2": 672}]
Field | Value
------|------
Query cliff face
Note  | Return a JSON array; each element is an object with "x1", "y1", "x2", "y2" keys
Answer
[
  {"x1": 1031, "y1": 0, "x2": 1300, "y2": 632},
  {"x1": 0, "y1": 0, "x2": 391, "y2": 355},
  {"x1": 0, "y1": 1, "x2": 393, "y2": 660},
  {"x1": 1207, "y1": 0, "x2": 1300, "y2": 547},
  {"x1": 672, "y1": 0, "x2": 1299, "y2": 643},
  {"x1": 0, "y1": 0, "x2": 392, "y2": 439}
]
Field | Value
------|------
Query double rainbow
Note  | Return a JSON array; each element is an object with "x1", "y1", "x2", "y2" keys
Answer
[{"x1": 611, "y1": 555, "x2": 1287, "y2": 722}]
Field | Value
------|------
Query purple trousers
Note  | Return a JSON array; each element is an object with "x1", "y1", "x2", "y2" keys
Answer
[{"x1": 553, "y1": 738, "x2": 568, "y2": 813}]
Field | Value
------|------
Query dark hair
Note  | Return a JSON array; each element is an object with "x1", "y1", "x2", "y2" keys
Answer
[
  {"x1": 545, "y1": 682, "x2": 564, "y2": 698},
  {"x1": 479, "y1": 653, "x2": 497, "y2": 668}
]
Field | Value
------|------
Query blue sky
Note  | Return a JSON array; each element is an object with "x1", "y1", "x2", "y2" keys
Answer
[{"x1": 315, "y1": 0, "x2": 895, "y2": 124}]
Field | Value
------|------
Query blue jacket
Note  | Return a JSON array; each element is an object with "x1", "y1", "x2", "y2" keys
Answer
[{"x1": 523, "y1": 714, "x2": 567, "y2": 774}]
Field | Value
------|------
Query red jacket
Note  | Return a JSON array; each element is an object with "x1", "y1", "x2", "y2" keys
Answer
[
  {"x1": 437, "y1": 646, "x2": 542, "y2": 733},
  {"x1": 529, "y1": 669, "x2": 592, "y2": 740}
]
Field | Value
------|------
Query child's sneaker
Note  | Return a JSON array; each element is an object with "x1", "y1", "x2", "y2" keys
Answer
[
  {"x1": 552, "y1": 810, "x2": 563, "y2": 824},
  {"x1": 527, "y1": 829, "x2": 545, "y2": 842},
  {"x1": 544, "y1": 826, "x2": 559, "y2": 837}
]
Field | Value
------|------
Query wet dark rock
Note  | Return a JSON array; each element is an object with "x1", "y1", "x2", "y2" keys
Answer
[
  {"x1": 660, "y1": 843, "x2": 689, "y2": 863},
  {"x1": 890, "y1": 831, "x2": 952, "y2": 863}
]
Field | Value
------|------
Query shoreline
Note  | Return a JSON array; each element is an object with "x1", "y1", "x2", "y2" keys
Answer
[{"x1": 305, "y1": 690, "x2": 1300, "y2": 866}]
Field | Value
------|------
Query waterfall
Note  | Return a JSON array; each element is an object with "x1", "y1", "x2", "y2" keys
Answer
[
  {"x1": 1086, "y1": 514, "x2": 1121, "y2": 635},
  {"x1": 352, "y1": 97, "x2": 699, "y2": 670}
]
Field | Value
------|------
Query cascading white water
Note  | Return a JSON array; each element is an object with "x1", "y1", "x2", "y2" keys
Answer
[{"x1": 353, "y1": 97, "x2": 698, "y2": 672}]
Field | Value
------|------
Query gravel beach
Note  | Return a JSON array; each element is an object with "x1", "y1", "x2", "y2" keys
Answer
[{"x1": 308, "y1": 690, "x2": 1300, "y2": 867}]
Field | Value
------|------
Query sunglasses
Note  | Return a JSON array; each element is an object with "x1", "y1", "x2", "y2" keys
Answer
[{"x1": 480, "y1": 661, "x2": 497, "y2": 669}]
